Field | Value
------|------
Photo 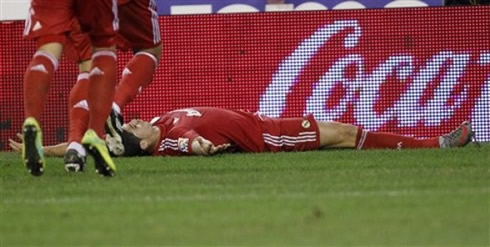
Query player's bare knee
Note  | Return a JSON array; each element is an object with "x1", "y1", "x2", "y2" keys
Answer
[
  {"x1": 340, "y1": 123, "x2": 357, "y2": 139},
  {"x1": 78, "y1": 60, "x2": 92, "y2": 73},
  {"x1": 318, "y1": 121, "x2": 343, "y2": 147},
  {"x1": 37, "y1": 43, "x2": 63, "y2": 60},
  {"x1": 93, "y1": 45, "x2": 117, "y2": 53},
  {"x1": 36, "y1": 35, "x2": 65, "y2": 59},
  {"x1": 137, "y1": 44, "x2": 162, "y2": 62},
  {"x1": 336, "y1": 123, "x2": 358, "y2": 147}
]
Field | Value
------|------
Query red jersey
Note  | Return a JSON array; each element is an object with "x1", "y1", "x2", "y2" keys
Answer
[{"x1": 150, "y1": 107, "x2": 320, "y2": 156}]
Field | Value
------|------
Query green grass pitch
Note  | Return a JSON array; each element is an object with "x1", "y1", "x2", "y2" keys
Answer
[{"x1": 1, "y1": 144, "x2": 488, "y2": 246}]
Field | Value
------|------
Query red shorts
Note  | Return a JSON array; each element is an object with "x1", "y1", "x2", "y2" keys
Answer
[
  {"x1": 25, "y1": 0, "x2": 160, "y2": 61},
  {"x1": 63, "y1": 20, "x2": 92, "y2": 62},
  {"x1": 258, "y1": 114, "x2": 320, "y2": 152},
  {"x1": 24, "y1": 0, "x2": 118, "y2": 48},
  {"x1": 117, "y1": 0, "x2": 162, "y2": 50},
  {"x1": 65, "y1": 0, "x2": 161, "y2": 59}
]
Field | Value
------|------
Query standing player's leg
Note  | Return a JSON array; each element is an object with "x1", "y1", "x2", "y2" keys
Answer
[
  {"x1": 22, "y1": 0, "x2": 72, "y2": 176},
  {"x1": 114, "y1": 0, "x2": 162, "y2": 112},
  {"x1": 317, "y1": 121, "x2": 474, "y2": 149},
  {"x1": 112, "y1": 47, "x2": 161, "y2": 112},
  {"x1": 106, "y1": 46, "x2": 161, "y2": 156},
  {"x1": 65, "y1": 66, "x2": 90, "y2": 172},
  {"x1": 22, "y1": 43, "x2": 62, "y2": 176},
  {"x1": 105, "y1": 0, "x2": 162, "y2": 156},
  {"x1": 76, "y1": 0, "x2": 118, "y2": 176},
  {"x1": 23, "y1": 43, "x2": 62, "y2": 124},
  {"x1": 62, "y1": 20, "x2": 92, "y2": 172},
  {"x1": 81, "y1": 49, "x2": 118, "y2": 176}
]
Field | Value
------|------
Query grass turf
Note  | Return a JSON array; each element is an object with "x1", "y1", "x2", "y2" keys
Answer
[{"x1": 1, "y1": 144, "x2": 488, "y2": 246}]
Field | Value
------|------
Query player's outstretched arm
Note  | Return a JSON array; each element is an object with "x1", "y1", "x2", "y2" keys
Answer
[
  {"x1": 191, "y1": 136, "x2": 230, "y2": 156},
  {"x1": 9, "y1": 133, "x2": 67, "y2": 157}
]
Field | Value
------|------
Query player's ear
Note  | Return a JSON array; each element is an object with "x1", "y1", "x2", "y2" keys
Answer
[{"x1": 140, "y1": 140, "x2": 149, "y2": 151}]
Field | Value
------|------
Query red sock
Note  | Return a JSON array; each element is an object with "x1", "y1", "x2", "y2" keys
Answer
[
  {"x1": 114, "y1": 52, "x2": 157, "y2": 109},
  {"x1": 23, "y1": 51, "x2": 58, "y2": 121},
  {"x1": 68, "y1": 73, "x2": 90, "y2": 143},
  {"x1": 87, "y1": 51, "x2": 117, "y2": 137},
  {"x1": 355, "y1": 128, "x2": 440, "y2": 149}
]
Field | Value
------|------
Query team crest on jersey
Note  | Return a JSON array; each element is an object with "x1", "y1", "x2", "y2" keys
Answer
[
  {"x1": 301, "y1": 120, "x2": 311, "y2": 129},
  {"x1": 178, "y1": 138, "x2": 189, "y2": 152}
]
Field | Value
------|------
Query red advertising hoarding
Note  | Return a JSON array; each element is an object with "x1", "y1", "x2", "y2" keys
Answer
[{"x1": 0, "y1": 6, "x2": 489, "y2": 150}]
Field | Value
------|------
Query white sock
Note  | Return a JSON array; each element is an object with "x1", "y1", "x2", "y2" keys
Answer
[
  {"x1": 112, "y1": 102, "x2": 121, "y2": 114},
  {"x1": 67, "y1": 142, "x2": 86, "y2": 156}
]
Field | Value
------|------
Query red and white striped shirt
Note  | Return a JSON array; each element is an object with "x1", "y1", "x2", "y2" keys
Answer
[{"x1": 150, "y1": 107, "x2": 320, "y2": 156}]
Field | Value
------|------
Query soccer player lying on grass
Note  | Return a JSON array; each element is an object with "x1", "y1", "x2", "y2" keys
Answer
[{"x1": 10, "y1": 107, "x2": 475, "y2": 161}]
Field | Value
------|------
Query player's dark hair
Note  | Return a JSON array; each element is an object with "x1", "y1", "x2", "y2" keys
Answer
[{"x1": 121, "y1": 130, "x2": 150, "y2": 157}]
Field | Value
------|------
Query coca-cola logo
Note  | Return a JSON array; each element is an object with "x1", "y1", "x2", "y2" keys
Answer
[{"x1": 259, "y1": 20, "x2": 490, "y2": 136}]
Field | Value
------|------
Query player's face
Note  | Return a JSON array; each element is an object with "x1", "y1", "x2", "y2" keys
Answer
[{"x1": 122, "y1": 119, "x2": 153, "y2": 139}]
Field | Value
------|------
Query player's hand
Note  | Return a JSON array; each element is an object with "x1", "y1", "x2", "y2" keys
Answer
[
  {"x1": 192, "y1": 136, "x2": 230, "y2": 156},
  {"x1": 8, "y1": 133, "x2": 23, "y2": 153}
]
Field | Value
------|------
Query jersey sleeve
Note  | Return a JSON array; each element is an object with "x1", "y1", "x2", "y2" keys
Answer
[{"x1": 155, "y1": 127, "x2": 200, "y2": 156}]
